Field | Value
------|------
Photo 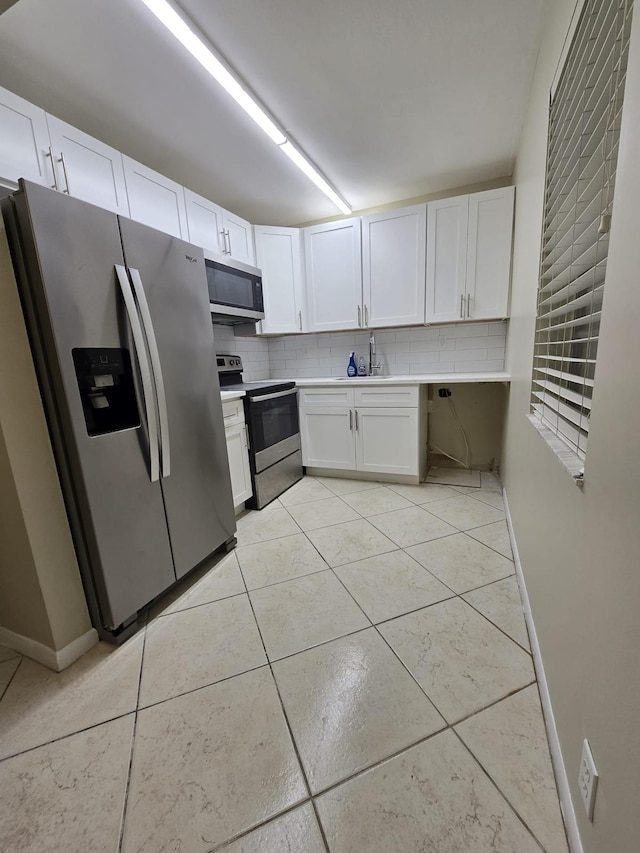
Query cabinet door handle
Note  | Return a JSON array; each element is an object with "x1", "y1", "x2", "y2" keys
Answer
[
  {"x1": 298, "y1": 310, "x2": 303, "y2": 331},
  {"x1": 219, "y1": 230, "x2": 227, "y2": 253},
  {"x1": 460, "y1": 293, "x2": 464, "y2": 319},
  {"x1": 58, "y1": 152, "x2": 71, "y2": 194},
  {"x1": 226, "y1": 229, "x2": 232, "y2": 256},
  {"x1": 357, "y1": 305, "x2": 362, "y2": 327},
  {"x1": 466, "y1": 293, "x2": 471, "y2": 318},
  {"x1": 364, "y1": 304, "x2": 369, "y2": 327},
  {"x1": 355, "y1": 410, "x2": 359, "y2": 431},
  {"x1": 47, "y1": 147, "x2": 59, "y2": 191},
  {"x1": 244, "y1": 424, "x2": 250, "y2": 449},
  {"x1": 349, "y1": 409, "x2": 353, "y2": 431}
]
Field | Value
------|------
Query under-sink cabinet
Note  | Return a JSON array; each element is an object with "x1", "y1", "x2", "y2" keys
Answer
[
  {"x1": 299, "y1": 385, "x2": 427, "y2": 481},
  {"x1": 222, "y1": 398, "x2": 252, "y2": 511}
]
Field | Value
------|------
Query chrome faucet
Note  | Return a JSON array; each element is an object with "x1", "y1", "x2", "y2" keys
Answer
[{"x1": 369, "y1": 331, "x2": 381, "y2": 375}]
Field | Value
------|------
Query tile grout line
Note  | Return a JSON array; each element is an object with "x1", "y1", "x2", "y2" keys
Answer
[
  {"x1": 450, "y1": 726, "x2": 548, "y2": 853},
  {"x1": 460, "y1": 590, "x2": 533, "y2": 656},
  {"x1": 208, "y1": 799, "x2": 316, "y2": 852},
  {"x1": 233, "y1": 543, "x2": 332, "y2": 853},
  {"x1": 0, "y1": 706, "x2": 138, "y2": 765},
  {"x1": 0, "y1": 655, "x2": 22, "y2": 703},
  {"x1": 450, "y1": 680, "x2": 538, "y2": 729},
  {"x1": 117, "y1": 612, "x2": 149, "y2": 853}
]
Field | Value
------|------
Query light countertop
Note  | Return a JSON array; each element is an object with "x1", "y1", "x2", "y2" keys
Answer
[
  {"x1": 293, "y1": 371, "x2": 511, "y2": 387},
  {"x1": 220, "y1": 390, "x2": 246, "y2": 402}
]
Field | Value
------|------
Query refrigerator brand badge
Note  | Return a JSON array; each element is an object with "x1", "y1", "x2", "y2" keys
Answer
[{"x1": 184, "y1": 255, "x2": 198, "y2": 263}]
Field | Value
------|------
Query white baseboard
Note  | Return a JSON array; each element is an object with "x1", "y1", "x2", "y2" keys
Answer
[
  {"x1": 0, "y1": 625, "x2": 98, "y2": 672},
  {"x1": 503, "y1": 489, "x2": 583, "y2": 853}
]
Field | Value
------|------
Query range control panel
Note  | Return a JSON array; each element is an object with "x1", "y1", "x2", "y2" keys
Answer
[{"x1": 216, "y1": 354, "x2": 243, "y2": 373}]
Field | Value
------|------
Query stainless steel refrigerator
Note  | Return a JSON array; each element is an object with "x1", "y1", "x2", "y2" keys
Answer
[{"x1": 2, "y1": 180, "x2": 236, "y2": 642}]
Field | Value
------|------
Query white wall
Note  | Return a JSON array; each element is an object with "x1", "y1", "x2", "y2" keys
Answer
[
  {"x1": 503, "y1": 1, "x2": 640, "y2": 850},
  {"x1": 268, "y1": 321, "x2": 506, "y2": 379}
]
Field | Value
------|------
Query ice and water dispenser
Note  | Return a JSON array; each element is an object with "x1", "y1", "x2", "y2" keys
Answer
[{"x1": 72, "y1": 348, "x2": 140, "y2": 436}]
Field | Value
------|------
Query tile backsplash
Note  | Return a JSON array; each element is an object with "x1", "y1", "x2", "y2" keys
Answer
[
  {"x1": 212, "y1": 324, "x2": 271, "y2": 382},
  {"x1": 267, "y1": 322, "x2": 507, "y2": 379}
]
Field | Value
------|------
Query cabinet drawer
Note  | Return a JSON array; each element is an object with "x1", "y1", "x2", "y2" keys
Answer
[
  {"x1": 354, "y1": 385, "x2": 419, "y2": 408},
  {"x1": 222, "y1": 398, "x2": 245, "y2": 425},
  {"x1": 299, "y1": 386, "x2": 355, "y2": 407}
]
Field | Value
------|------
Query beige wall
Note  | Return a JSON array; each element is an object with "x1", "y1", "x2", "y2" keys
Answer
[
  {"x1": 503, "y1": 1, "x2": 640, "y2": 851},
  {"x1": 295, "y1": 175, "x2": 512, "y2": 228},
  {"x1": 429, "y1": 383, "x2": 506, "y2": 471},
  {"x1": 0, "y1": 216, "x2": 92, "y2": 654}
]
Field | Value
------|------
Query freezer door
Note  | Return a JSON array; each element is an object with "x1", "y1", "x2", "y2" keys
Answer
[
  {"x1": 10, "y1": 181, "x2": 176, "y2": 630},
  {"x1": 118, "y1": 218, "x2": 236, "y2": 578}
]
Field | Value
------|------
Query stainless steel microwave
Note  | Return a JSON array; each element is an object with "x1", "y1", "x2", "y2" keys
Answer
[{"x1": 204, "y1": 251, "x2": 265, "y2": 324}]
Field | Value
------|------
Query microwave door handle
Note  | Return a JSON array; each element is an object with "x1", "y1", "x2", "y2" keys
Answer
[
  {"x1": 128, "y1": 268, "x2": 171, "y2": 478},
  {"x1": 115, "y1": 265, "x2": 160, "y2": 482}
]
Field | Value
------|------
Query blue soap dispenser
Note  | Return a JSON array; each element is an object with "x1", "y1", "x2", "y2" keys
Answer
[{"x1": 347, "y1": 352, "x2": 357, "y2": 377}]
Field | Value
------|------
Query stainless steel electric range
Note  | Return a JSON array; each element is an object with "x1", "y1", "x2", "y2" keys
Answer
[{"x1": 217, "y1": 355, "x2": 303, "y2": 509}]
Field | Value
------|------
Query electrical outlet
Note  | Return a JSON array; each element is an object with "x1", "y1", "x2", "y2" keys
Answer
[{"x1": 578, "y1": 739, "x2": 598, "y2": 821}]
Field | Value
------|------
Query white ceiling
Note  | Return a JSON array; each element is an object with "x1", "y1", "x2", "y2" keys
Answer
[{"x1": 0, "y1": 0, "x2": 544, "y2": 225}]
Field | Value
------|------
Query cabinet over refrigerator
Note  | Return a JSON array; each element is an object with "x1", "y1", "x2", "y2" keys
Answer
[{"x1": 2, "y1": 180, "x2": 236, "y2": 642}]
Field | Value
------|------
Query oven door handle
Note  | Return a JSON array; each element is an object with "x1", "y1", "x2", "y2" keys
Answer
[{"x1": 249, "y1": 388, "x2": 298, "y2": 403}]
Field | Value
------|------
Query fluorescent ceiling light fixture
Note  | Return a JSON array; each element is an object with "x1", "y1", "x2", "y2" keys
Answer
[
  {"x1": 138, "y1": 0, "x2": 352, "y2": 215},
  {"x1": 279, "y1": 142, "x2": 351, "y2": 215}
]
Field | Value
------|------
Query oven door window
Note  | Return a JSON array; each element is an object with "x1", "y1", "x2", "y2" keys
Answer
[{"x1": 248, "y1": 392, "x2": 299, "y2": 453}]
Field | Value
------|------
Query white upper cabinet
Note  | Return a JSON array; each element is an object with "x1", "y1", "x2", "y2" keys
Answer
[
  {"x1": 254, "y1": 225, "x2": 305, "y2": 334},
  {"x1": 184, "y1": 188, "x2": 225, "y2": 254},
  {"x1": 223, "y1": 211, "x2": 255, "y2": 265},
  {"x1": 184, "y1": 188, "x2": 255, "y2": 263},
  {"x1": 303, "y1": 218, "x2": 362, "y2": 332},
  {"x1": 122, "y1": 156, "x2": 188, "y2": 239},
  {"x1": 426, "y1": 195, "x2": 469, "y2": 323},
  {"x1": 426, "y1": 187, "x2": 514, "y2": 323},
  {"x1": 46, "y1": 115, "x2": 129, "y2": 216},
  {"x1": 362, "y1": 204, "x2": 427, "y2": 328},
  {"x1": 0, "y1": 86, "x2": 53, "y2": 188},
  {"x1": 466, "y1": 186, "x2": 515, "y2": 320}
]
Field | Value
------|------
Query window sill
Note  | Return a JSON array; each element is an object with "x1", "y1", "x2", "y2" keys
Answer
[{"x1": 526, "y1": 414, "x2": 585, "y2": 489}]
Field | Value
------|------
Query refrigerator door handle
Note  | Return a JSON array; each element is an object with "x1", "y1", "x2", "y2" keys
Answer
[
  {"x1": 114, "y1": 264, "x2": 160, "y2": 482},
  {"x1": 127, "y1": 267, "x2": 171, "y2": 479}
]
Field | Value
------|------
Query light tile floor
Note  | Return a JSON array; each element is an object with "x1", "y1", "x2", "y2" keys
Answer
[{"x1": 0, "y1": 472, "x2": 569, "y2": 853}]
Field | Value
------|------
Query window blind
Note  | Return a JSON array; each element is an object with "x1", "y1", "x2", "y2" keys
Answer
[{"x1": 530, "y1": 0, "x2": 633, "y2": 460}]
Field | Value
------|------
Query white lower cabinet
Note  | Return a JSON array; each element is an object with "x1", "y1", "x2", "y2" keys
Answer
[
  {"x1": 299, "y1": 385, "x2": 424, "y2": 480},
  {"x1": 300, "y1": 406, "x2": 356, "y2": 470},
  {"x1": 222, "y1": 399, "x2": 252, "y2": 511},
  {"x1": 355, "y1": 407, "x2": 419, "y2": 476}
]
